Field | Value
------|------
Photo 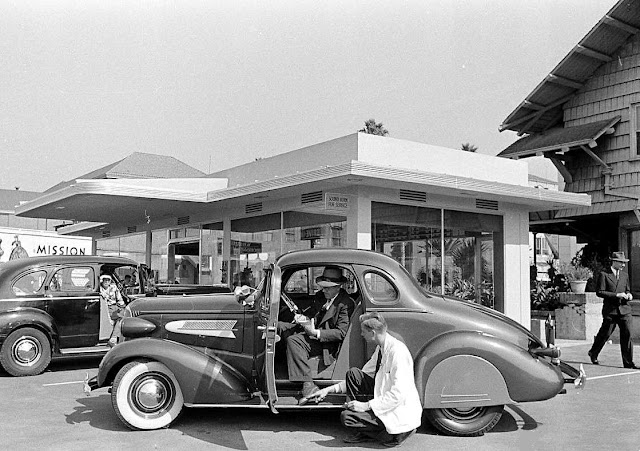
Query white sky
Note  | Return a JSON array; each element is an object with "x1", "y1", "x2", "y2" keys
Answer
[{"x1": 0, "y1": 0, "x2": 615, "y2": 191}]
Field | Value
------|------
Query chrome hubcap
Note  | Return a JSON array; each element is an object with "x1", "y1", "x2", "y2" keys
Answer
[
  {"x1": 129, "y1": 373, "x2": 174, "y2": 415},
  {"x1": 12, "y1": 337, "x2": 41, "y2": 366}
]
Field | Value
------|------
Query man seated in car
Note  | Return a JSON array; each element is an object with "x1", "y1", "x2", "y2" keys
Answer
[{"x1": 279, "y1": 266, "x2": 352, "y2": 402}]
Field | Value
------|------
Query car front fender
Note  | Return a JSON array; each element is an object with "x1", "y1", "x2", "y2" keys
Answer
[
  {"x1": 415, "y1": 330, "x2": 564, "y2": 406},
  {"x1": 96, "y1": 338, "x2": 253, "y2": 405}
]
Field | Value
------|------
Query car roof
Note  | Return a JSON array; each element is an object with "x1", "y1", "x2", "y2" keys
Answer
[
  {"x1": 276, "y1": 248, "x2": 399, "y2": 269},
  {"x1": 0, "y1": 255, "x2": 138, "y2": 279}
]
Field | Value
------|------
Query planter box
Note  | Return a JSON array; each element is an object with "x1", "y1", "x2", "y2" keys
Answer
[{"x1": 537, "y1": 293, "x2": 640, "y2": 342}]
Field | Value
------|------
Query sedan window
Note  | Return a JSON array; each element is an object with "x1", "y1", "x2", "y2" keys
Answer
[
  {"x1": 12, "y1": 270, "x2": 47, "y2": 296},
  {"x1": 50, "y1": 267, "x2": 95, "y2": 292}
]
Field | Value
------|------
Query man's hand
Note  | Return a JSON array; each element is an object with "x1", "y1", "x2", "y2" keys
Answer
[
  {"x1": 293, "y1": 314, "x2": 309, "y2": 324},
  {"x1": 345, "y1": 400, "x2": 370, "y2": 412},
  {"x1": 305, "y1": 387, "x2": 332, "y2": 403},
  {"x1": 303, "y1": 323, "x2": 318, "y2": 337}
]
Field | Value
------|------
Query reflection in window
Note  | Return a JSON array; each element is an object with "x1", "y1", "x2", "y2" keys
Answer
[
  {"x1": 51, "y1": 267, "x2": 95, "y2": 292},
  {"x1": 372, "y1": 202, "x2": 502, "y2": 309},
  {"x1": 364, "y1": 272, "x2": 398, "y2": 304},
  {"x1": 12, "y1": 270, "x2": 47, "y2": 296}
]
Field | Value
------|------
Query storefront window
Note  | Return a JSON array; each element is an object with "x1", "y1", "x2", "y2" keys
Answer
[
  {"x1": 229, "y1": 211, "x2": 347, "y2": 288},
  {"x1": 201, "y1": 226, "x2": 224, "y2": 285},
  {"x1": 372, "y1": 202, "x2": 502, "y2": 309},
  {"x1": 443, "y1": 210, "x2": 501, "y2": 308},
  {"x1": 96, "y1": 233, "x2": 146, "y2": 263}
]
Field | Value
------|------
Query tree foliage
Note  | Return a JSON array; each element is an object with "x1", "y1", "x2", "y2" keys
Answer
[
  {"x1": 461, "y1": 142, "x2": 478, "y2": 152},
  {"x1": 359, "y1": 119, "x2": 389, "y2": 136}
]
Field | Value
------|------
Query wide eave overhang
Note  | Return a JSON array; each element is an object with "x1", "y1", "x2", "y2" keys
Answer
[{"x1": 15, "y1": 161, "x2": 590, "y2": 229}]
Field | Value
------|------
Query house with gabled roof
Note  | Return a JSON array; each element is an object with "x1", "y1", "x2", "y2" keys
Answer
[{"x1": 498, "y1": 0, "x2": 640, "y2": 293}]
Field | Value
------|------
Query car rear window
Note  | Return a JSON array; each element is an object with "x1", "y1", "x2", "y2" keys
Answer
[
  {"x1": 363, "y1": 271, "x2": 398, "y2": 304},
  {"x1": 12, "y1": 270, "x2": 47, "y2": 296}
]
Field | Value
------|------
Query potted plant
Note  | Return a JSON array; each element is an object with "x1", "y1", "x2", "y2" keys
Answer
[{"x1": 558, "y1": 262, "x2": 593, "y2": 294}]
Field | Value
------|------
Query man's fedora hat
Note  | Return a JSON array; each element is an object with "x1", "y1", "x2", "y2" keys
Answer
[
  {"x1": 316, "y1": 266, "x2": 348, "y2": 287},
  {"x1": 611, "y1": 251, "x2": 629, "y2": 262}
]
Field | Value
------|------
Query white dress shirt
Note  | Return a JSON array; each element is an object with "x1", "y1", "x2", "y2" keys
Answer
[{"x1": 361, "y1": 334, "x2": 423, "y2": 434}]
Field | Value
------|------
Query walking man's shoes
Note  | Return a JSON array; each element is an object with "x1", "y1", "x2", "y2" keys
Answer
[
  {"x1": 343, "y1": 432, "x2": 374, "y2": 443},
  {"x1": 588, "y1": 350, "x2": 599, "y2": 365},
  {"x1": 624, "y1": 362, "x2": 639, "y2": 369}
]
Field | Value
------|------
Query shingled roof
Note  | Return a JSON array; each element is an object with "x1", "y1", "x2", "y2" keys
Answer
[
  {"x1": 500, "y1": 0, "x2": 640, "y2": 135},
  {"x1": 44, "y1": 152, "x2": 205, "y2": 194}
]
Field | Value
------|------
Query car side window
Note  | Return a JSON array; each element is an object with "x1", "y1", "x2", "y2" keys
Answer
[
  {"x1": 363, "y1": 271, "x2": 398, "y2": 304},
  {"x1": 50, "y1": 267, "x2": 95, "y2": 293},
  {"x1": 284, "y1": 269, "x2": 309, "y2": 294},
  {"x1": 12, "y1": 270, "x2": 47, "y2": 296}
]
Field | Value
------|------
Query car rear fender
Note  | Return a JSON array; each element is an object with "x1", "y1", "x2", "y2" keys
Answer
[
  {"x1": 414, "y1": 330, "x2": 564, "y2": 405},
  {"x1": 97, "y1": 338, "x2": 253, "y2": 405},
  {"x1": 0, "y1": 308, "x2": 57, "y2": 347}
]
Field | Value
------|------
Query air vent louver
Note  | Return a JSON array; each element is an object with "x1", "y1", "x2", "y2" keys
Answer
[
  {"x1": 101, "y1": 230, "x2": 111, "y2": 238},
  {"x1": 177, "y1": 216, "x2": 190, "y2": 225},
  {"x1": 476, "y1": 199, "x2": 499, "y2": 210},
  {"x1": 399, "y1": 189, "x2": 427, "y2": 202},
  {"x1": 301, "y1": 191, "x2": 323, "y2": 204},
  {"x1": 245, "y1": 202, "x2": 263, "y2": 214},
  {"x1": 127, "y1": 226, "x2": 137, "y2": 234}
]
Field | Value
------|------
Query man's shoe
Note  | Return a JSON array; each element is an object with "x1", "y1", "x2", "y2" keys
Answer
[
  {"x1": 301, "y1": 382, "x2": 319, "y2": 398},
  {"x1": 298, "y1": 382, "x2": 319, "y2": 405},
  {"x1": 588, "y1": 350, "x2": 599, "y2": 365},
  {"x1": 624, "y1": 363, "x2": 639, "y2": 369},
  {"x1": 381, "y1": 429, "x2": 416, "y2": 447},
  {"x1": 343, "y1": 432, "x2": 374, "y2": 443}
]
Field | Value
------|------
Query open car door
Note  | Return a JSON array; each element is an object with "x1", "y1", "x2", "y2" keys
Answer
[{"x1": 265, "y1": 263, "x2": 282, "y2": 412}]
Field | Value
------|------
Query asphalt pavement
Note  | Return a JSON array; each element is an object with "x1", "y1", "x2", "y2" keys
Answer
[{"x1": 2, "y1": 340, "x2": 640, "y2": 450}]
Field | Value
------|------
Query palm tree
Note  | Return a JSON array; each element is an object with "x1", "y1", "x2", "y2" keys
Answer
[
  {"x1": 359, "y1": 119, "x2": 389, "y2": 136},
  {"x1": 461, "y1": 142, "x2": 478, "y2": 152}
]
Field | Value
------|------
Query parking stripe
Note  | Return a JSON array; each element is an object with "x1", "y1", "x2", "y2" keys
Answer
[
  {"x1": 42, "y1": 380, "x2": 84, "y2": 386},
  {"x1": 588, "y1": 370, "x2": 640, "y2": 381}
]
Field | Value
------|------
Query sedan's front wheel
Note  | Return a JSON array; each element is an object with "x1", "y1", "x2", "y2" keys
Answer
[
  {"x1": 111, "y1": 360, "x2": 184, "y2": 430},
  {"x1": 425, "y1": 405, "x2": 504, "y2": 436}
]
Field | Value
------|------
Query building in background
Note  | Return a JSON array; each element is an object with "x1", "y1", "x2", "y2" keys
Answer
[
  {"x1": 499, "y1": 0, "x2": 640, "y2": 294},
  {"x1": 15, "y1": 133, "x2": 588, "y2": 326}
]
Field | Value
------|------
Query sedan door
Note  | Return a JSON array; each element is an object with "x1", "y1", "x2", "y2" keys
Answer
[{"x1": 46, "y1": 265, "x2": 100, "y2": 349}]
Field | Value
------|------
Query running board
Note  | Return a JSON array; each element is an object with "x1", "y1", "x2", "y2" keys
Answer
[{"x1": 59, "y1": 345, "x2": 110, "y2": 355}]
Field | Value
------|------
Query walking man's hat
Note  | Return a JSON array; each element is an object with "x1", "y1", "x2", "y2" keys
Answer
[{"x1": 611, "y1": 251, "x2": 629, "y2": 262}]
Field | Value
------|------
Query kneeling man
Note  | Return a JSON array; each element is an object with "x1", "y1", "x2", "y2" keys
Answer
[{"x1": 307, "y1": 312, "x2": 422, "y2": 448}]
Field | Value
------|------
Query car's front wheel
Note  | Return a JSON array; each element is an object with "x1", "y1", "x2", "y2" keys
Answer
[
  {"x1": 0, "y1": 327, "x2": 52, "y2": 376},
  {"x1": 425, "y1": 405, "x2": 504, "y2": 436},
  {"x1": 111, "y1": 360, "x2": 184, "y2": 430}
]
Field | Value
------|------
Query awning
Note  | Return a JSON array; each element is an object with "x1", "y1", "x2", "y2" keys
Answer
[{"x1": 497, "y1": 117, "x2": 620, "y2": 159}]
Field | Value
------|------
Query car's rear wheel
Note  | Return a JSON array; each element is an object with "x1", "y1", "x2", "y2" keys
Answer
[
  {"x1": 0, "y1": 327, "x2": 52, "y2": 376},
  {"x1": 111, "y1": 360, "x2": 184, "y2": 430},
  {"x1": 425, "y1": 405, "x2": 504, "y2": 436}
]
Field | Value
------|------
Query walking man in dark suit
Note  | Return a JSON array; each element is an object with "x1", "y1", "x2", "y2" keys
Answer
[
  {"x1": 588, "y1": 251, "x2": 638, "y2": 369},
  {"x1": 281, "y1": 266, "x2": 352, "y2": 401}
]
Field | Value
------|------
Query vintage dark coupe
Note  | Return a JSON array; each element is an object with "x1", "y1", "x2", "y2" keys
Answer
[
  {"x1": 0, "y1": 255, "x2": 150, "y2": 376},
  {"x1": 86, "y1": 248, "x2": 583, "y2": 436}
]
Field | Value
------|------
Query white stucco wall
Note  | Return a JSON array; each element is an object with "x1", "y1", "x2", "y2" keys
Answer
[{"x1": 502, "y1": 209, "x2": 532, "y2": 326}]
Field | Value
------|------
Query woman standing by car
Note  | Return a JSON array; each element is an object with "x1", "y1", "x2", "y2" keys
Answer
[{"x1": 100, "y1": 274, "x2": 125, "y2": 347}]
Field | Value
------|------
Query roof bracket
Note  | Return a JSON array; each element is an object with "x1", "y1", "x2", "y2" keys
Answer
[
  {"x1": 547, "y1": 156, "x2": 573, "y2": 184},
  {"x1": 580, "y1": 145, "x2": 611, "y2": 170}
]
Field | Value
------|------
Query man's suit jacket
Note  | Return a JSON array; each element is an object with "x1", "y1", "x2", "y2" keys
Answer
[
  {"x1": 596, "y1": 268, "x2": 632, "y2": 316},
  {"x1": 309, "y1": 289, "x2": 353, "y2": 365}
]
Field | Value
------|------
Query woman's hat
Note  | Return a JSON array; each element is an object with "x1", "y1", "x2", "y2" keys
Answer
[
  {"x1": 316, "y1": 266, "x2": 348, "y2": 287},
  {"x1": 611, "y1": 251, "x2": 629, "y2": 262},
  {"x1": 100, "y1": 274, "x2": 112, "y2": 282}
]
